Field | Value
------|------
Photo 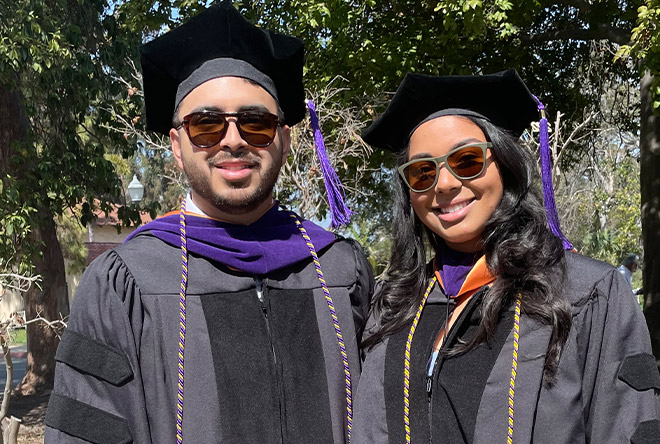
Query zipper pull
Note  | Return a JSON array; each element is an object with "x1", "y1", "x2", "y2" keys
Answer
[
  {"x1": 255, "y1": 277, "x2": 268, "y2": 318},
  {"x1": 426, "y1": 351, "x2": 439, "y2": 399},
  {"x1": 255, "y1": 277, "x2": 264, "y2": 303}
]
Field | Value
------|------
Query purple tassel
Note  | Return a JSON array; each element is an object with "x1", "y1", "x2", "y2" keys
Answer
[
  {"x1": 533, "y1": 95, "x2": 573, "y2": 250},
  {"x1": 306, "y1": 99, "x2": 353, "y2": 228}
]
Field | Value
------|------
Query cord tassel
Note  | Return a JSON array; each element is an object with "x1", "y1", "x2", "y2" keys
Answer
[
  {"x1": 306, "y1": 99, "x2": 353, "y2": 228},
  {"x1": 533, "y1": 96, "x2": 573, "y2": 250}
]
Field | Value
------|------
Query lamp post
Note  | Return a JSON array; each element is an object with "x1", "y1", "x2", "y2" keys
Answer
[{"x1": 127, "y1": 175, "x2": 144, "y2": 203}]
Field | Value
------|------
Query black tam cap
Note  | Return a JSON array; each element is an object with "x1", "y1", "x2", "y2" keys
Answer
[
  {"x1": 361, "y1": 69, "x2": 539, "y2": 152},
  {"x1": 140, "y1": 0, "x2": 305, "y2": 134}
]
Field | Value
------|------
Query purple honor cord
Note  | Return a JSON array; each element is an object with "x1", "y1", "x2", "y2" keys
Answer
[
  {"x1": 177, "y1": 200, "x2": 188, "y2": 444},
  {"x1": 175, "y1": 203, "x2": 352, "y2": 443},
  {"x1": 285, "y1": 207, "x2": 354, "y2": 443},
  {"x1": 404, "y1": 276, "x2": 524, "y2": 444}
]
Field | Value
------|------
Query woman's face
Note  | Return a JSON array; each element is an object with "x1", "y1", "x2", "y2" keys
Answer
[{"x1": 407, "y1": 115, "x2": 503, "y2": 253}]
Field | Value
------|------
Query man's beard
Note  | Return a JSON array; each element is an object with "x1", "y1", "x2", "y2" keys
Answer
[{"x1": 183, "y1": 151, "x2": 281, "y2": 215}]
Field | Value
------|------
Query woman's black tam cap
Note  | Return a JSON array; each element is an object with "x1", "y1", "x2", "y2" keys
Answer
[
  {"x1": 139, "y1": 0, "x2": 305, "y2": 135},
  {"x1": 361, "y1": 69, "x2": 539, "y2": 152}
]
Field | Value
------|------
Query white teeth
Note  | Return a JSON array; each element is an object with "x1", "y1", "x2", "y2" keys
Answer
[{"x1": 438, "y1": 201, "x2": 470, "y2": 214}]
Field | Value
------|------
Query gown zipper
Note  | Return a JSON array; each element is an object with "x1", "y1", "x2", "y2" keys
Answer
[
  {"x1": 426, "y1": 289, "x2": 487, "y2": 444},
  {"x1": 255, "y1": 277, "x2": 276, "y2": 362},
  {"x1": 255, "y1": 277, "x2": 285, "y2": 441}
]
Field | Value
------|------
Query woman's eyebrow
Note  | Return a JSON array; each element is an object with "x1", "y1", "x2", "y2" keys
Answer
[{"x1": 408, "y1": 138, "x2": 485, "y2": 160}]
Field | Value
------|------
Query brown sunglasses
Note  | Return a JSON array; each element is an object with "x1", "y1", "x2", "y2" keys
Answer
[
  {"x1": 176, "y1": 111, "x2": 281, "y2": 148},
  {"x1": 398, "y1": 142, "x2": 492, "y2": 192}
]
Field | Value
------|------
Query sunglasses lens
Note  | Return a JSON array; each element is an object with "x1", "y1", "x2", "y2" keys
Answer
[
  {"x1": 184, "y1": 112, "x2": 279, "y2": 148},
  {"x1": 404, "y1": 160, "x2": 437, "y2": 191},
  {"x1": 447, "y1": 145, "x2": 486, "y2": 179},
  {"x1": 187, "y1": 113, "x2": 227, "y2": 148},
  {"x1": 238, "y1": 114, "x2": 278, "y2": 147}
]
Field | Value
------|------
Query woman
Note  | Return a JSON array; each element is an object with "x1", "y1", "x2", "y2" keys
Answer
[{"x1": 353, "y1": 70, "x2": 659, "y2": 444}]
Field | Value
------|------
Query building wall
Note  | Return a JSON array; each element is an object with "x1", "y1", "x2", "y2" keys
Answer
[
  {"x1": 90, "y1": 225, "x2": 135, "y2": 243},
  {"x1": 0, "y1": 287, "x2": 24, "y2": 321},
  {"x1": 65, "y1": 224, "x2": 139, "y2": 303}
]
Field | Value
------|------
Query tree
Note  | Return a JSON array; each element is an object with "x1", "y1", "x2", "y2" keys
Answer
[
  {"x1": 0, "y1": 0, "x2": 139, "y2": 393},
  {"x1": 536, "y1": 109, "x2": 643, "y2": 267},
  {"x1": 618, "y1": 0, "x2": 660, "y2": 362}
]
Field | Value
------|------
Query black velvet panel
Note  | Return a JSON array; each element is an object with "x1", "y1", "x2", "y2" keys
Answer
[
  {"x1": 45, "y1": 393, "x2": 132, "y2": 444},
  {"x1": 618, "y1": 353, "x2": 660, "y2": 391},
  {"x1": 631, "y1": 420, "x2": 660, "y2": 444},
  {"x1": 201, "y1": 290, "x2": 282, "y2": 444},
  {"x1": 268, "y1": 288, "x2": 334, "y2": 443},
  {"x1": 384, "y1": 304, "x2": 445, "y2": 444},
  {"x1": 430, "y1": 299, "x2": 513, "y2": 444},
  {"x1": 383, "y1": 290, "x2": 514, "y2": 444},
  {"x1": 55, "y1": 329, "x2": 133, "y2": 386}
]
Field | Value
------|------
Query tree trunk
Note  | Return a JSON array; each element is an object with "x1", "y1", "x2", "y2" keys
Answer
[
  {"x1": 0, "y1": 83, "x2": 28, "y2": 173},
  {"x1": 640, "y1": 71, "x2": 660, "y2": 365},
  {"x1": 1, "y1": 343, "x2": 13, "y2": 420},
  {"x1": 1, "y1": 82, "x2": 70, "y2": 394},
  {"x1": 16, "y1": 213, "x2": 69, "y2": 395},
  {"x1": 1, "y1": 416, "x2": 21, "y2": 444}
]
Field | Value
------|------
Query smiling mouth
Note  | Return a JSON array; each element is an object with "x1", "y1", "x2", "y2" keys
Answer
[
  {"x1": 436, "y1": 199, "x2": 474, "y2": 214},
  {"x1": 218, "y1": 164, "x2": 253, "y2": 170}
]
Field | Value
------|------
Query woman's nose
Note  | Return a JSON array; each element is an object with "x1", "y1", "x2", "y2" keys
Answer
[{"x1": 434, "y1": 164, "x2": 462, "y2": 193}]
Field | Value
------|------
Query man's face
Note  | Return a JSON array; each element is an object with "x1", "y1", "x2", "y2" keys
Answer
[{"x1": 170, "y1": 77, "x2": 290, "y2": 222}]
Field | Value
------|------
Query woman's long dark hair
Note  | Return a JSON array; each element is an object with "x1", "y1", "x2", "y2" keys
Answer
[{"x1": 363, "y1": 116, "x2": 571, "y2": 383}]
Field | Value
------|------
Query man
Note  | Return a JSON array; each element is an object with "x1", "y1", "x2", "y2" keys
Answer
[
  {"x1": 618, "y1": 253, "x2": 643, "y2": 301},
  {"x1": 618, "y1": 253, "x2": 639, "y2": 287},
  {"x1": 44, "y1": 3, "x2": 373, "y2": 443}
]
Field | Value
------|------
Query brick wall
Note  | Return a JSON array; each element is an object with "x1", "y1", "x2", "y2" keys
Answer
[{"x1": 85, "y1": 242, "x2": 120, "y2": 265}]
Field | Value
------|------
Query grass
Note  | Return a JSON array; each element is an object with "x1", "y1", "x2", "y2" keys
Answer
[{"x1": 9, "y1": 328, "x2": 27, "y2": 345}]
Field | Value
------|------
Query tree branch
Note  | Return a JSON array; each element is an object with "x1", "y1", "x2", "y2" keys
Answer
[
  {"x1": 555, "y1": 0, "x2": 594, "y2": 14},
  {"x1": 520, "y1": 25, "x2": 630, "y2": 45},
  {"x1": 0, "y1": 274, "x2": 41, "y2": 294}
]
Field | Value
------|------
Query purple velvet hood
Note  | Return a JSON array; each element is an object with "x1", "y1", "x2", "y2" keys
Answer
[{"x1": 124, "y1": 204, "x2": 336, "y2": 275}]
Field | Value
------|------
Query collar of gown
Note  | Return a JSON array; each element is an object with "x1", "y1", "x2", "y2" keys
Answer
[{"x1": 435, "y1": 243, "x2": 494, "y2": 298}]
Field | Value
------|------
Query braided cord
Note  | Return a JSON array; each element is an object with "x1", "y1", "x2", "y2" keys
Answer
[
  {"x1": 287, "y1": 212, "x2": 354, "y2": 442},
  {"x1": 177, "y1": 201, "x2": 188, "y2": 444},
  {"x1": 404, "y1": 276, "x2": 438, "y2": 444},
  {"x1": 507, "y1": 294, "x2": 523, "y2": 444}
]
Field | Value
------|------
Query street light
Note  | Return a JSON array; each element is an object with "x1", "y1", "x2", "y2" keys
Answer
[{"x1": 127, "y1": 175, "x2": 144, "y2": 203}]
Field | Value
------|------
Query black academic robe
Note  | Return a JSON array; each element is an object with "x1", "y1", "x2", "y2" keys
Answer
[
  {"x1": 353, "y1": 252, "x2": 660, "y2": 444},
  {"x1": 45, "y1": 232, "x2": 373, "y2": 443}
]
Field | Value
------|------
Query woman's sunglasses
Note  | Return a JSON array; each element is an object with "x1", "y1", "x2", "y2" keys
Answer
[
  {"x1": 398, "y1": 142, "x2": 492, "y2": 192},
  {"x1": 176, "y1": 111, "x2": 281, "y2": 148}
]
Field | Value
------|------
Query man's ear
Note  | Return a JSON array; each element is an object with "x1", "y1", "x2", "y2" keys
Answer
[
  {"x1": 170, "y1": 127, "x2": 184, "y2": 170},
  {"x1": 280, "y1": 125, "x2": 291, "y2": 164}
]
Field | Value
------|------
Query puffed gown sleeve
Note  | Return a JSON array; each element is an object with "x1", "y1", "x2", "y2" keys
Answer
[
  {"x1": 576, "y1": 266, "x2": 660, "y2": 443},
  {"x1": 44, "y1": 251, "x2": 151, "y2": 444},
  {"x1": 346, "y1": 239, "x2": 375, "y2": 345}
]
